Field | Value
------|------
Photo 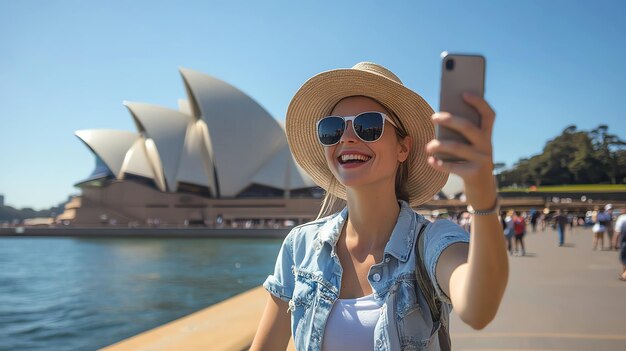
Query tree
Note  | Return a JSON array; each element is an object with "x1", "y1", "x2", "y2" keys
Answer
[
  {"x1": 497, "y1": 124, "x2": 625, "y2": 187},
  {"x1": 590, "y1": 125, "x2": 626, "y2": 184},
  {"x1": 568, "y1": 132, "x2": 603, "y2": 183}
]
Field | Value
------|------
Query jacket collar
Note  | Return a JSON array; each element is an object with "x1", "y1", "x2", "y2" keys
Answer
[
  {"x1": 317, "y1": 207, "x2": 348, "y2": 248},
  {"x1": 316, "y1": 200, "x2": 419, "y2": 262},
  {"x1": 383, "y1": 200, "x2": 418, "y2": 262}
]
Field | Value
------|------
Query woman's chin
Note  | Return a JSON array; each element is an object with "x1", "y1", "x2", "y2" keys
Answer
[
  {"x1": 336, "y1": 175, "x2": 395, "y2": 191},
  {"x1": 333, "y1": 168, "x2": 372, "y2": 188},
  {"x1": 337, "y1": 178, "x2": 369, "y2": 189},
  {"x1": 329, "y1": 162, "x2": 396, "y2": 191}
]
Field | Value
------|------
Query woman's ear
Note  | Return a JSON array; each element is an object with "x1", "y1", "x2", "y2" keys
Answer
[{"x1": 398, "y1": 135, "x2": 412, "y2": 163}]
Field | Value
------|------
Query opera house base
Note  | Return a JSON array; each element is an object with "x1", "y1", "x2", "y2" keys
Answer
[
  {"x1": 56, "y1": 180, "x2": 323, "y2": 228},
  {"x1": 47, "y1": 179, "x2": 623, "y2": 234}
]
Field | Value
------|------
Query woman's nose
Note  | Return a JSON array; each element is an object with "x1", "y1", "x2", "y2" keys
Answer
[{"x1": 340, "y1": 121, "x2": 358, "y2": 143}]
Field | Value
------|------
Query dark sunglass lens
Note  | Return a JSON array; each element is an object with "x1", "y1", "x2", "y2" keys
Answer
[
  {"x1": 318, "y1": 117, "x2": 345, "y2": 145},
  {"x1": 354, "y1": 113, "x2": 384, "y2": 142}
]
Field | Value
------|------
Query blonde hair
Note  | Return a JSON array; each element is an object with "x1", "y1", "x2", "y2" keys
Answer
[
  {"x1": 316, "y1": 178, "x2": 347, "y2": 219},
  {"x1": 316, "y1": 98, "x2": 410, "y2": 219}
]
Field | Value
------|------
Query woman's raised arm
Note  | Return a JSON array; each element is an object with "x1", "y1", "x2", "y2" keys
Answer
[{"x1": 427, "y1": 93, "x2": 509, "y2": 330}]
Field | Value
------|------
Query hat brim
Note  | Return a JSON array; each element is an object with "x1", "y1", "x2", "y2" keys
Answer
[{"x1": 286, "y1": 68, "x2": 449, "y2": 207}]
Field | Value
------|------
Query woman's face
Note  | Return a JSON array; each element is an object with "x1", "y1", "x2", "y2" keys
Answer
[{"x1": 323, "y1": 96, "x2": 411, "y2": 191}]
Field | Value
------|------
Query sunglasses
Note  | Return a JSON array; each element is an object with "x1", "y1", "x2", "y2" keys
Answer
[{"x1": 316, "y1": 111, "x2": 399, "y2": 146}]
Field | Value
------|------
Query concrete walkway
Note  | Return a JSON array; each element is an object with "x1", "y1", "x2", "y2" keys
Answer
[{"x1": 449, "y1": 225, "x2": 626, "y2": 351}]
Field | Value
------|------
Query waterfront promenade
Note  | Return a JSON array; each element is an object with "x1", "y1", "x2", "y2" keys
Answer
[
  {"x1": 450, "y1": 225, "x2": 626, "y2": 351},
  {"x1": 103, "y1": 225, "x2": 626, "y2": 351}
]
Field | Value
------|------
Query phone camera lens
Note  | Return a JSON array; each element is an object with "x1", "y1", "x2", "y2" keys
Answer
[{"x1": 445, "y1": 59, "x2": 455, "y2": 71}]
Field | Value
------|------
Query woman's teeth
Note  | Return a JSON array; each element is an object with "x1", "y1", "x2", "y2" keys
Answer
[{"x1": 339, "y1": 154, "x2": 371, "y2": 164}]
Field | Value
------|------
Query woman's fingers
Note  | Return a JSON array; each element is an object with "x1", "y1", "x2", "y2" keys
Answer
[
  {"x1": 426, "y1": 139, "x2": 491, "y2": 164},
  {"x1": 426, "y1": 139, "x2": 493, "y2": 183},
  {"x1": 430, "y1": 95, "x2": 497, "y2": 185},
  {"x1": 432, "y1": 112, "x2": 489, "y2": 151},
  {"x1": 462, "y1": 93, "x2": 496, "y2": 134},
  {"x1": 428, "y1": 156, "x2": 476, "y2": 175}
]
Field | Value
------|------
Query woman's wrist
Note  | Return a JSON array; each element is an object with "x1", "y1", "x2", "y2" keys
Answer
[
  {"x1": 464, "y1": 175, "x2": 498, "y2": 211},
  {"x1": 468, "y1": 197, "x2": 500, "y2": 215}
]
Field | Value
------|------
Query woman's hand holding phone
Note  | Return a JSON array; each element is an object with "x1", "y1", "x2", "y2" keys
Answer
[
  {"x1": 426, "y1": 53, "x2": 497, "y2": 211},
  {"x1": 428, "y1": 60, "x2": 509, "y2": 329}
]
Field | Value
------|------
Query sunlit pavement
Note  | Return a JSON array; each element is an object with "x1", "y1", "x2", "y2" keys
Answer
[{"x1": 449, "y1": 225, "x2": 626, "y2": 351}]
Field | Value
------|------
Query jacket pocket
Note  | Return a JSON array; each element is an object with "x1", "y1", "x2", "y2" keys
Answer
[{"x1": 395, "y1": 280, "x2": 438, "y2": 350}]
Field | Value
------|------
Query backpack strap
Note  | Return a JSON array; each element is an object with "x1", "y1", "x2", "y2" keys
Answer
[{"x1": 414, "y1": 214, "x2": 452, "y2": 351}]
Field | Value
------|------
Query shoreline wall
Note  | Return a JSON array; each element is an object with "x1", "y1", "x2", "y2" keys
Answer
[{"x1": 0, "y1": 227, "x2": 290, "y2": 239}]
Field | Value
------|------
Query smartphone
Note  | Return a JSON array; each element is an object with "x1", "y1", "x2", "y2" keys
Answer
[{"x1": 436, "y1": 52, "x2": 486, "y2": 162}]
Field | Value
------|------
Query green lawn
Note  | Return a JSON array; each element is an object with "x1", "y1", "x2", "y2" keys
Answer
[{"x1": 499, "y1": 184, "x2": 626, "y2": 192}]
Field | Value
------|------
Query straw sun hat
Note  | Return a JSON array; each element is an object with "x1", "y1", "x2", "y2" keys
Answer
[{"x1": 286, "y1": 62, "x2": 449, "y2": 207}]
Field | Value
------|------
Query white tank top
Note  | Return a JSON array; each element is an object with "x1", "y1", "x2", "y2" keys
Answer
[{"x1": 321, "y1": 294, "x2": 382, "y2": 351}]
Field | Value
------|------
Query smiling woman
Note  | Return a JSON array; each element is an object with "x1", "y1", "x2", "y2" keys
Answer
[
  {"x1": 250, "y1": 62, "x2": 509, "y2": 351},
  {"x1": 322, "y1": 97, "x2": 409, "y2": 203}
]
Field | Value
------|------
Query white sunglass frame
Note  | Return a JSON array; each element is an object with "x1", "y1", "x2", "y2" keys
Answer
[{"x1": 315, "y1": 111, "x2": 399, "y2": 146}]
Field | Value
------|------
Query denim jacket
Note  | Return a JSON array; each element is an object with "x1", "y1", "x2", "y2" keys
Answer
[{"x1": 263, "y1": 200, "x2": 470, "y2": 350}]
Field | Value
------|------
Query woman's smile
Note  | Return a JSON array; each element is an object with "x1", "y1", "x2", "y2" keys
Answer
[{"x1": 336, "y1": 150, "x2": 373, "y2": 169}]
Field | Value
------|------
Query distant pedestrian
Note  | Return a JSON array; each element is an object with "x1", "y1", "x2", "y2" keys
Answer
[
  {"x1": 459, "y1": 211, "x2": 471, "y2": 233},
  {"x1": 596, "y1": 206, "x2": 612, "y2": 250},
  {"x1": 554, "y1": 210, "x2": 568, "y2": 247},
  {"x1": 503, "y1": 210, "x2": 515, "y2": 255},
  {"x1": 530, "y1": 209, "x2": 539, "y2": 233},
  {"x1": 513, "y1": 211, "x2": 526, "y2": 256},
  {"x1": 592, "y1": 212, "x2": 606, "y2": 251},
  {"x1": 591, "y1": 207, "x2": 599, "y2": 226},
  {"x1": 604, "y1": 204, "x2": 617, "y2": 250},
  {"x1": 539, "y1": 207, "x2": 550, "y2": 232},
  {"x1": 615, "y1": 210, "x2": 626, "y2": 281},
  {"x1": 567, "y1": 212, "x2": 574, "y2": 230}
]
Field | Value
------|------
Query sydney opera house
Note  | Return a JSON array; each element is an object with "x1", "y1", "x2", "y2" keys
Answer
[{"x1": 56, "y1": 68, "x2": 323, "y2": 227}]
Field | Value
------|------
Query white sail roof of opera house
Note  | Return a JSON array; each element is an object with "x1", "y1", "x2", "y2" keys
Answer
[
  {"x1": 250, "y1": 140, "x2": 316, "y2": 190},
  {"x1": 75, "y1": 67, "x2": 316, "y2": 197},
  {"x1": 123, "y1": 101, "x2": 219, "y2": 193},
  {"x1": 75, "y1": 129, "x2": 163, "y2": 188},
  {"x1": 122, "y1": 138, "x2": 160, "y2": 182},
  {"x1": 178, "y1": 67, "x2": 293, "y2": 197},
  {"x1": 75, "y1": 129, "x2": 142, "y2": 179}
]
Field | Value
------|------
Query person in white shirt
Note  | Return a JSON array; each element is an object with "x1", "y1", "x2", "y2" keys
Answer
[{"x1": 615, "y1": 210, "x2": 626, "y2": 281}]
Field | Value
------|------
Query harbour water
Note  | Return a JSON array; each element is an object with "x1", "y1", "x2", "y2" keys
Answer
[{"x1": 0, "y1": 236, "x2": 283, "y2": 351}]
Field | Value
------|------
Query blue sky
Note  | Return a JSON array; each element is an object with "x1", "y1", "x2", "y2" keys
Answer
[{"x1": 1, "y1": 0, "x2": 624, "y2": 210}]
